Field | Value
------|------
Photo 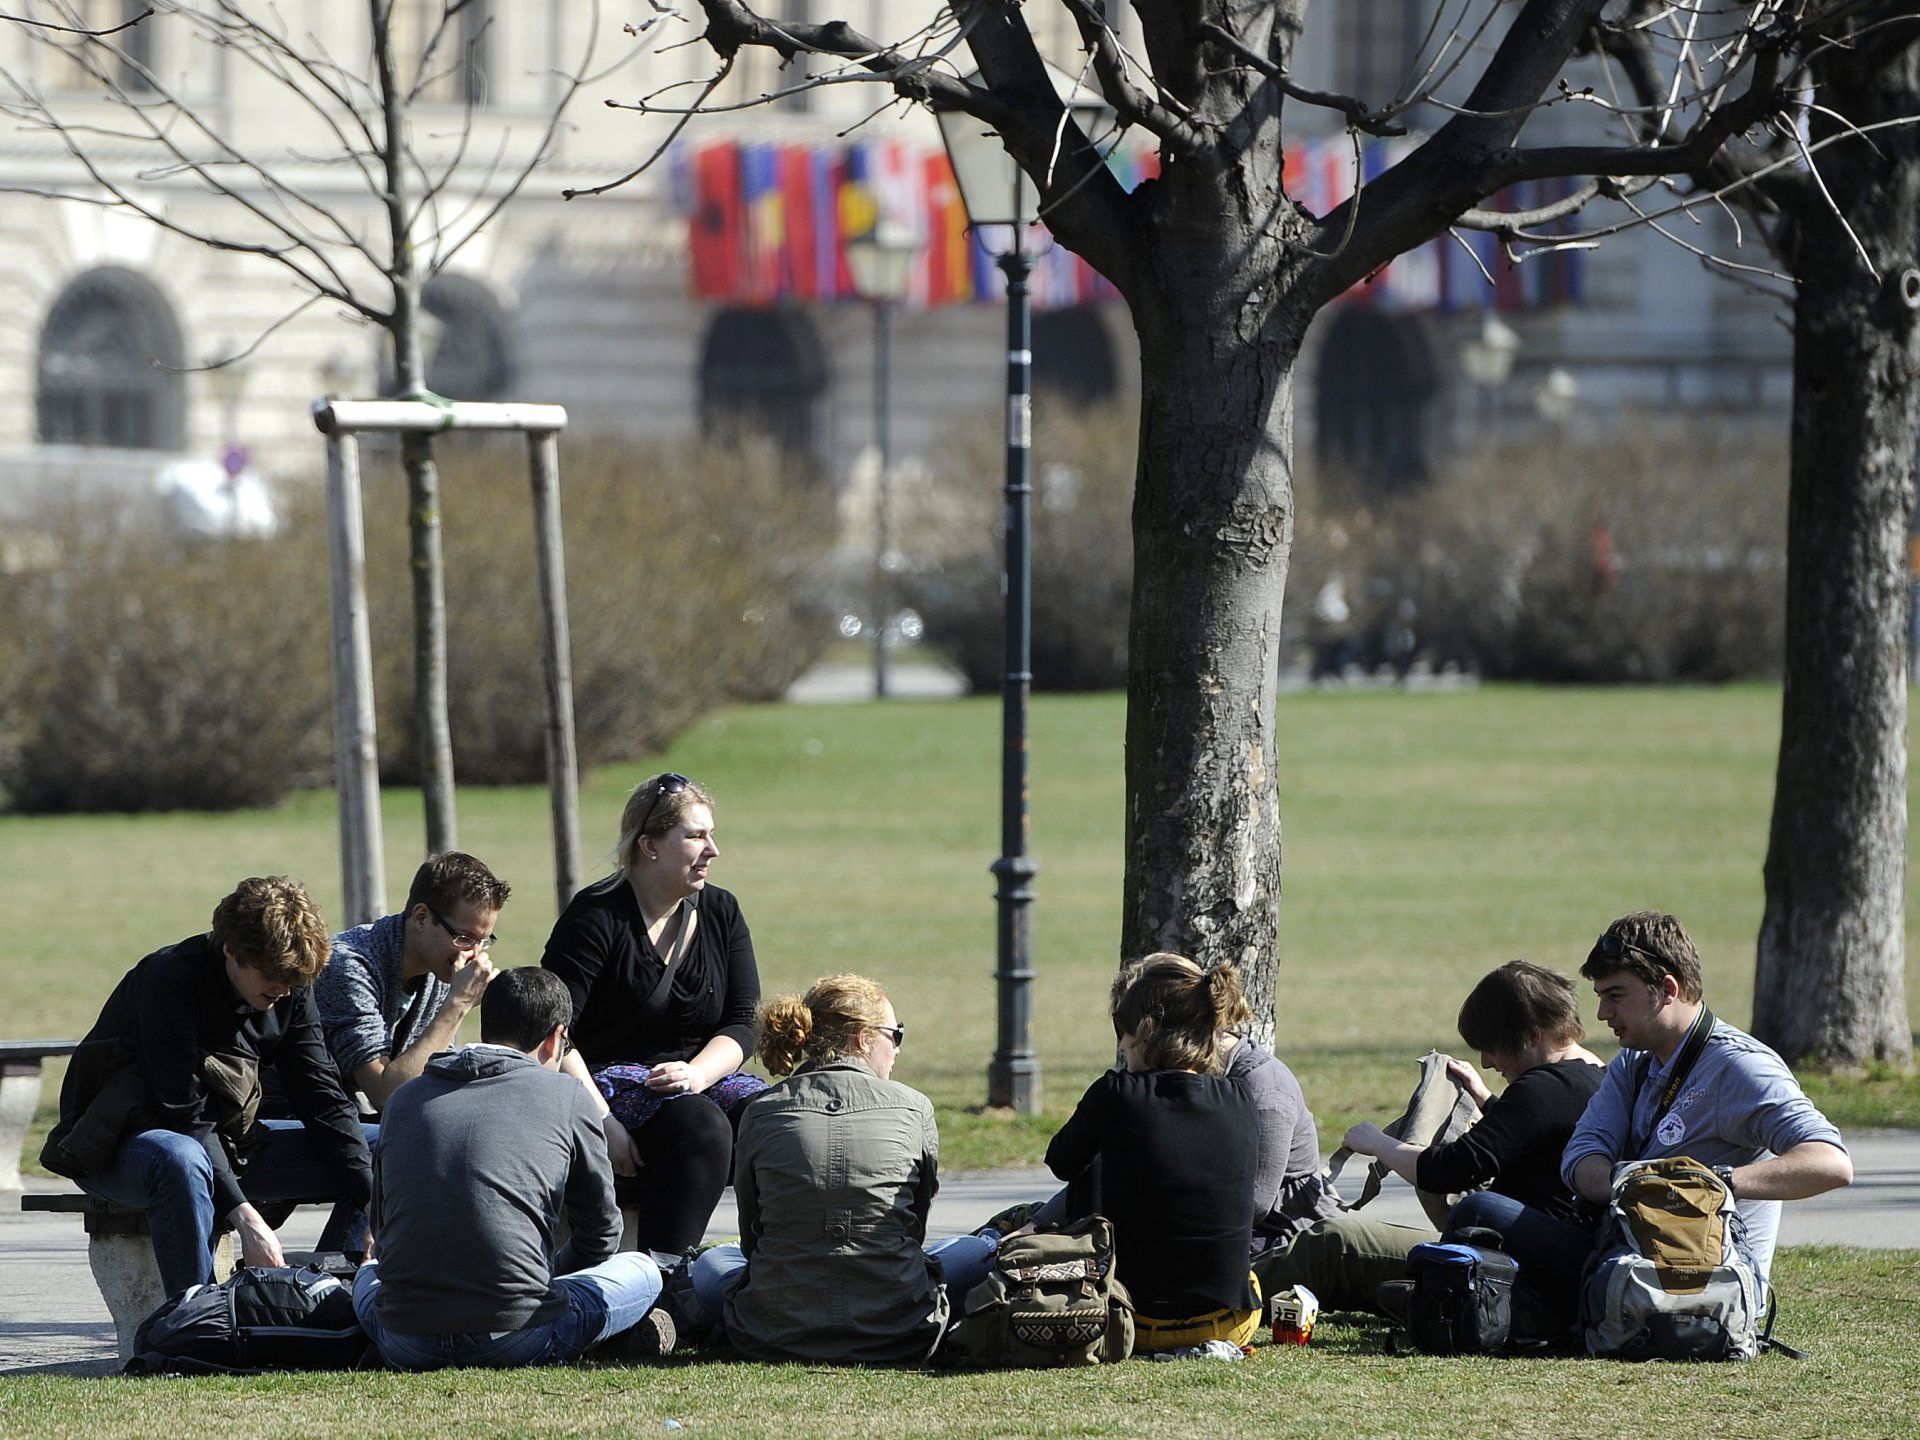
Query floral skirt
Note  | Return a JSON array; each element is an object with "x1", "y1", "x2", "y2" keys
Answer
[{"x1": 594, "y1": 1064, "x2": 769, "y2": 1132}]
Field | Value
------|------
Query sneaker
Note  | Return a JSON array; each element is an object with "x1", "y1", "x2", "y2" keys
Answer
[
  {"x1": 606, "y1": 1305, "x2": 677, "y2": 1360},
  {"x1": 1376, "y1": 1279, "x2": 1415, "y2": 1326}
]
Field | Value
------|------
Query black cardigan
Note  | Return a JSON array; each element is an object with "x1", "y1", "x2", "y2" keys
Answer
[
  {"x1": 1415, "y1": 1057, "x2": 1604, "y2": 1223},
  {"x1": 540, "y1": 876, "x2": 760, "y2": 1068},
  {"x1": 46, "y1": 933, "x2": 371, "y2": 1217},
  {"x1": 1046, "y1": 1068, "x2": 1259, "y2": 1319}
]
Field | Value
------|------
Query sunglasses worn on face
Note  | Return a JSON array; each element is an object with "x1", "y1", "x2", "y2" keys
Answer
[
  {"x1": 430, "y1": 906, "x2": 496, "y2": 952},
  {"x1": 875, "y1": 1023, "x2": 906, "y2": 1049},
  {"x1": 638, "y1": 773, "x2": 692, "y2": 838}
]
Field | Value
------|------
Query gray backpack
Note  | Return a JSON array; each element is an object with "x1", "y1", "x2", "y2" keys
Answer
[{"x1": 1580, "y1": 1157, "x2": 1775, "y2": 1361}]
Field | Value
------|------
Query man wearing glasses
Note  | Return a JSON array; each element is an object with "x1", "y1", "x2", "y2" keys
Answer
[
  {"x1": 1561, "y1": 911, "x2": 1851, "y2": 1286},
  {"x1": 313, "y1": 852, "x2": 511, "y2": 1113}
]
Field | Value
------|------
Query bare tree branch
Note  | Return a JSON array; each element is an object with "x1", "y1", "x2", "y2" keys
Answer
[{"x1": 1196, "y1": 19, "x2": 1407, "y2": 136}]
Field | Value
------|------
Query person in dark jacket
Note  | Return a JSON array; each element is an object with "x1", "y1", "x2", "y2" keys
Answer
[
  {"x1": 350, "y1": 967, "x2": 667, "y2": 1369},
  {"x1": 1253, "y1": 959, "x2": 1604, "y2": 1312},
  {"x1": 43, "y1": 876, "x2": 373, "y2": 1297},
  {"x1": 1046, "y1": 960, "x2": 1262, "y2": 1352},
  {"x1": 540, "y1": 773, "x2": 766, "y2": 1268}
]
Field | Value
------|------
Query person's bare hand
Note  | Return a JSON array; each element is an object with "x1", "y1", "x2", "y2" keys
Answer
[
  {"x1": 1343, "y1": 1121, "x2": 1390, "y2": 1156},
  {"x1": 1444, "y1": 1057, "x2": 1493, "y2": 1109},
  {"x1": 230, "y1": 1202, "x2": 287, "y2": 1270},
  {"x1": 448, "y1": 952, "x2": 497, "y2": 1010},
  {"x1": 603, "y1": 1114, "x2": 640, "y2": 1176},
  {"x1": 643, "y1": 1060, "x2": 707, "y2": 1096}
]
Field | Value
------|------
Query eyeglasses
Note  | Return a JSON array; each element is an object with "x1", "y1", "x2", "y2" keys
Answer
[
  {"x1": 429, "y1": 906, "x2": 496, "y2": 953},
  {"x1": 875, "y1": 1023, "x2": 906, "y2": 1050},
  {"x1": 637, "y1": 773, "x2": 692, "y2": 839},
  {"x1": 557, "y1": 1027, "x2": 572, "y2": 1058}
]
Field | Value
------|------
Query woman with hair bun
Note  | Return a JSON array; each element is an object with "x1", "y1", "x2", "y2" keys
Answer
[
  {"x1": 682, "y1": 974, "x2": 999, "y2": 1364},
  {"x1": 1044, "y1": 959, "x2": 1264, "y2": 1353}
]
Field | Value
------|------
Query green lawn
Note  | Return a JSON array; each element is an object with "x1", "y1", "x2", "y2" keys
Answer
[
  {"x1": 2, "y1": 1249, "x2": 1913, "y2": 1439},
  {"x1": 5, "y1": 685, "x2": 1919, "y2": 1173}
]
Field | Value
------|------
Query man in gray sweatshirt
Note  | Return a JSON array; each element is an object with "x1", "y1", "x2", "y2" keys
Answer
[{"x1": 350, "y1": 967, "x2": 665, "y2": 1369}]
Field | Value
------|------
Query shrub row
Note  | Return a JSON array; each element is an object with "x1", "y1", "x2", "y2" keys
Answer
[
  {"x1": 0, "y1": 438, "x2": 833, "y2": 812},
  {"x1": 895, "y1": 407, "x2": 1788, "y2": 691}
]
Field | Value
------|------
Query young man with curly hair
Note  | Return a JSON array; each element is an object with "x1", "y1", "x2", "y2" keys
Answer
[{"x1": 43, "y1": 876, "x2": 374, "y2": 1295}]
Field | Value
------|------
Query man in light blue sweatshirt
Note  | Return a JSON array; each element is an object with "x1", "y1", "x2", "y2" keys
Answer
[
  {"x1": 1562, "y1": 910, "x2": 1852, "y2": 1282},
  {"x1": 351, "y1": 967, "x2": 666, "y2": 1369}
]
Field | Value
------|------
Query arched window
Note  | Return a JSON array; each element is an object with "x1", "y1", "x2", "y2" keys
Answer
[
  {"x1": 37, "y1": 267, "x2": 184, "y2": 451},
  {"x1": 1314, "y1": 307, "x2": 1437, "y2": 493},
  {"x1": 1033, "y1": 305, "x2": 1119, "y2": 406},
  {"x1": 423, "y1": 273, "x2": 515, "y2": 401},
  {"x1": 698, "y1": 306, "x2": 827, "y2": 460}
]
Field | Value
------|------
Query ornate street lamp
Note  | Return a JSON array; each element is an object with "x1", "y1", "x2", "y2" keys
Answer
[
  {"x1": 937, "y1": 74, "x2": 1109, "y2": 1114},
  {"x1": 845, "y1": 218, "x2": 922, "y2": 701}
]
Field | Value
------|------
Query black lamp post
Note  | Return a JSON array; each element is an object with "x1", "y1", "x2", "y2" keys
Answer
[
  {"x1": 938, "y1": 82, "x2": 1109, "y2": 1114},
  {"x1": 845, "y1": 218, "x2": 921, "y2": 701}
]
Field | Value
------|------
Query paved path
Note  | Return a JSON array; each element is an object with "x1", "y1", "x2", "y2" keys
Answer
[{"x1": 6, "y1": 1130, "x2": 1915, "y2": 1376}]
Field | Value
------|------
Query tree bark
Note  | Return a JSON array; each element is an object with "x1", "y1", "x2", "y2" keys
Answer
[
  {"x1": 1120, "y1": 291, "x2": 1304, "y2": 1046},
  {"x1": 1754, "y1": 33, "x2": 1920, "y2": 1068},
  {"x1": 374, "y1": 0, "x2": 457, "y2": 856}
]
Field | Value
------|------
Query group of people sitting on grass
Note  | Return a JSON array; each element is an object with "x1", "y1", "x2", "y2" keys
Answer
[{"x1": 45, "y1": 770, "x2": 1853, "y2": 1369}]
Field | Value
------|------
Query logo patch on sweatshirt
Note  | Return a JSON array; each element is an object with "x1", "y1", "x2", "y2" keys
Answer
[{"x1": 1656, "y1": 1113, "x2": 1687, "y2": 1147}]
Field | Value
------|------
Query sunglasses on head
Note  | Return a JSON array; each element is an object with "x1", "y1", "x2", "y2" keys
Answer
[
  {"x1": 637, "y1": 773, "x2": 692, "y2": 837},
  {"x1": 1595, "y1": 931, "x2": 1663, "y2": 966}
]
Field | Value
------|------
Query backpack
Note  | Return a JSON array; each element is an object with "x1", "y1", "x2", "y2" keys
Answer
[
  {"x1": 957, "y1": 1216, "x2": 1134, "y2": 1366},
  {"x1": 1403, "y1": 1239, "x2": 1519, "y2": 1355},
  {"x1": 125, "y1": 1264, "x2": 371, "y2": 1375},
  {"x1": 1580, "y1": 1157, "x2": 1774, "y2": 1362}
]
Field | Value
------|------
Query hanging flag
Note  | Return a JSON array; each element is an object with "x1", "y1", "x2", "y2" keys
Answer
[{"x1": 689, "y1": 142, "x2": 744, "y2": 300}]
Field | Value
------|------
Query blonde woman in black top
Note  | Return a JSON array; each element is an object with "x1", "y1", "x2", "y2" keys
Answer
[{"x1": 541, "y1": 773, "x2": 767, "y2": 1268}]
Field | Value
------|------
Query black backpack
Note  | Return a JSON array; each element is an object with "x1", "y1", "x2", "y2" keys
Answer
[
  {"x1": 1404, "y1": 1240, "x2": 1519, "y2": 1355},
  {"x1": 125, "y1": 1265, "x2": 371, "y2": 1375}
]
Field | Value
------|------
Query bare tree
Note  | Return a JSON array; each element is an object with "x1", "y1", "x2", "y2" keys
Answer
[
  {"x1": 1, "y1": 0, "x2": 648, "y2": 855},
  {"x1": 625, "y1": 0, "x2": 1917, "y2": 1040},
  {"x1": 1573, "y1": 5, "x2": 1919, "y2": 1069}
]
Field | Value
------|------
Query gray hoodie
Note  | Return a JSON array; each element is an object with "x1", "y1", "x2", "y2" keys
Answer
[{"x1": 369, "y1": 1044, "x2": 619, "y2": 1336}]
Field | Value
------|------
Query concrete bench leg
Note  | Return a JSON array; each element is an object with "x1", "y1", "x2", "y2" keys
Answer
[
  {"x1": 89, "y1": 1232, "x2": 235, "y2": 1362},
  {"x1": 0, "y1": 1063, "x2": 42, "y2": 1193}
]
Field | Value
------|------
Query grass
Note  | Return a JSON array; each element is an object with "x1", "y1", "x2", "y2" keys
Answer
[
  {"x1": 1, "y1": 1249, "x2": 1914, "y2": 1438},
  {"x1": 5, "y1": 685, "x2": 1919, "y2": 1177}
]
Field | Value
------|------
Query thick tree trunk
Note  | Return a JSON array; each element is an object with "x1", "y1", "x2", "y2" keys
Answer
[
  {"x1": 1754, "y1": 36, "x2": 1920, "y2": 1068},
  {"x1": 1121, "y1": 301, "x2": 1302, "y2": 1046}
]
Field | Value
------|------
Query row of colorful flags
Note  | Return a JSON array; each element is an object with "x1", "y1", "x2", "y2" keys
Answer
[{"x1": 669, "y1": 136, "x2": 1584, "y2": 314}]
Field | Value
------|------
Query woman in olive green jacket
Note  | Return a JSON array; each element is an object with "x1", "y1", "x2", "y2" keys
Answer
[{"x1": 686, "y1": 974, "x2": 999, "y2": 1363}]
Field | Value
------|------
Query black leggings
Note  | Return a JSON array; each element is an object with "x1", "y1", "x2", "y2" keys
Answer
[{"x1": 631, "y1": 1096, "x2": 736, "y2": 1253}]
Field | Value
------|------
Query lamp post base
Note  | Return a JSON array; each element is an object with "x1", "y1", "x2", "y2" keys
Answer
[{"x1": 987, "y1": 1053, "x2": 1042, "y2": 1114}]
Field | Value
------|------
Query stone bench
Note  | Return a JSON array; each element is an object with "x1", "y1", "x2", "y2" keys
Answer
[
  {"x1": 0, "y1": 1040, "x2": 77, "y2": 1192},
  {"x1": 23, "y1": 1191, "x2": 349, "y2": 1361}
]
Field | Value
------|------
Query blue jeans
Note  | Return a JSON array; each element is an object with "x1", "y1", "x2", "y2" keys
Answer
[
  {"x1": 351, "y1": 1253, "x2": 663, "y2": 1370},
  {"x1": 1442, "y1": 1190, "x2": 1596, "y2": 1311},
  {"x1": 75, "y1": 1118, "x2": 378, "y2": 1298},
  {"x1": 689, "y1": 1235, "x2": 999, "y2": 1322}
]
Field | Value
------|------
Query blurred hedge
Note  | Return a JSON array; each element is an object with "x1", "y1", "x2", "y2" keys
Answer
[
  {"x1": 0, "y1": 437, "x2": 833, "y2": 812},
  {"x1": 896, "y1": 411, "x2": 1788, "y2": 689},
  {"x1": 895, "y1": 403, "x2": 1136, "y2": 692}
]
